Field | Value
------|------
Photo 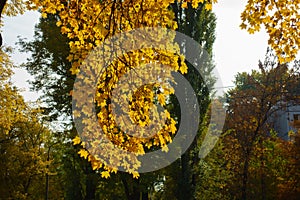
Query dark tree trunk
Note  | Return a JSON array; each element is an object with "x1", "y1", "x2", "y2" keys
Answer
[
  {"x1": 121, "y1": 173, "x2": 149, "y2": 200},
  {"x1": 141, "y1": 192, "x2": 148, "y2": 200},
  {"x1": 242, "y1": 151, "x2": 250, "y2": 200},
  {"x1": 260, "y1": 140, "x2": 266, "y2": 200},
  {"x1": 179, "y1": 152, "x2": 192, "y2": 200},
  {"x1": 84, "y1": 165, "x2": 96, "y2": 200}
]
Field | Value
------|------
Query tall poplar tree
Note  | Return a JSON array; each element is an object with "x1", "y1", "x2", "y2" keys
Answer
[{"x1": 162, "y1": 2, "x2": 217, "y2": 199}]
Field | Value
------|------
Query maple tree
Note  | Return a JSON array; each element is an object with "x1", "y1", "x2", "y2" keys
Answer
[
  {"x1": 20, "y1": 13, "x2": 166, "y2": 199},
  {"x1": 0, "y1": 48, "x2": 25, "y2": 133},
  {"x1": 24, "y1": 0, "x2": 300, "y2": 64},
  {"x1": 0, "y1": 107, "x2": 54, "y2": 199}
]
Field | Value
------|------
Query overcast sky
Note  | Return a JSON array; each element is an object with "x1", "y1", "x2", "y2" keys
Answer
[
  {"x1": 3, "y1": 1, "x2": 269, "y2": 101},
  {"x1": 214, "y1": 0, "x2": 268, "y2": 89},
  {"x1": 3, "y1": 11, "x2": 40, "y2": 101}
]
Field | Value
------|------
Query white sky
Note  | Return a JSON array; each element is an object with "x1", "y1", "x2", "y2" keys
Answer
[
  {"x1": 214, "y1": 0, "x2": 268, "y2": 89},
  {"x1": 3, "y1": 1, "x2": 269, "y2": 101},
  {"x1": 3, "y1": 11, "x2": 40, "y2": 101}
]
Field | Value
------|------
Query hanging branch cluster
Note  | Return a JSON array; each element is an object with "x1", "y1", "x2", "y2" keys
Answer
[{"x1": 240, "y1": 0, "x2": 300, "y2": 63}]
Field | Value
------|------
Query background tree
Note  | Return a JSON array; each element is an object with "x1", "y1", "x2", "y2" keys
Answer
[
  {"x1": 223, "y1": 49, "x2": 300, "y2": 199},
  {"x1": 18, "y1": 14, "x2": 73, "y2": 122},
  {"x1": 276, "y1": 130, "x2": 300, "y2": 199},
  {"x1": 160, "y1": 2, "x2": 217, "y2": 199},
  {"x1": 0, "y1": 48, "x2": 61, "y2": 199}
]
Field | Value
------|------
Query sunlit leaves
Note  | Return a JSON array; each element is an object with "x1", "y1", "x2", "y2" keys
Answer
[
  {"x1": 72, "y1": 136, "x2": 81, "y2": 145},
  {"x1": 2, "y1": 0, "x2": 27, "y2": 17},
  {"x1": 180, "y1": 0, "x2": 216, "y2": 10},
  {"x1": 101, "y1": 171, "x2": 110, "y2": 179},
  {"x1": 78, "y1": 149, "x2": 89, "y2": 159},
  {"x1": 0, "y1": 49, "x2": 26, "y2": 134},
  {"x1": 240, "y1": 0, "x2": 300, "y2": 63}
]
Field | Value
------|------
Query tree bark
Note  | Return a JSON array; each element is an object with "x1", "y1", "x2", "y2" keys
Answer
[
  {"x1": 121, "y1": 174, "x2": 139, "y2": 200},
  {"x1": 84, "y1": 165, "x2": 96, "y2": 200},
  {"x1": 241, "y1": 151, "x2": 249, "y2": 200},
  {"x1": 260, "y1": 139, "x2": 266, "y2": 200}
]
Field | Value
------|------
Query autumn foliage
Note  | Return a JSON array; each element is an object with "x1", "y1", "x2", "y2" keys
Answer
[{"x1": 1, "y1": 0, "x2": 300, "y2": 199}]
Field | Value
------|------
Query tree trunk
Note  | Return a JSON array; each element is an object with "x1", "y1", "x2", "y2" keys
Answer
[
  {"x1": 45, "y1": 147, "x2": 51, "y2": 200},
  {"x1": 178, "y1": 152, "x2": 192, "y2": 200},
  {"x1": 241, "y1": 152, "x2": 249, "y2": 200},
  {"x1": 141, "y1": 192, "x2": 148, "y2": 200},
  {"x1": 121, "y1": 173, "x2": 149, "y2": 200},
  {"x1": 84, "y1": 165, "x2": 96, "y2": 200},
  {"x1": 260, "y1": 140, "x2": 266, "y2": 200}
]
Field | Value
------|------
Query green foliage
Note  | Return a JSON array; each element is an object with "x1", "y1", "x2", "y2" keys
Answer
[
  {"x1": 164, "y1": 2, "x2": 217, "y2": 199},
  {"x1": 18, "y1": 14, "x2": 73, "y2": 122}
]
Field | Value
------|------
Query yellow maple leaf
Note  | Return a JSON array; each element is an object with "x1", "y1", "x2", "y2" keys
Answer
[
  {"x1": 205, "y1": 4, "x2": 212, "y2": 11},
  {"x1": 145, "y1": 142, "x2": 153, "y2": 149},
  {"x1": 101, "y1": 171, "x2": 110, "y2": 179},
  {"x1": 78, "y1": 149, "x2": 89, "y2": 159},
  {"x1": 179, "y1": 65, "x2": 188, "y2": 74},
  {"x1": 72, "y1": 136, "x2": 81, "y2": 145},
  {"x1": 182, "y1": 2, "x2": 188, "y2": 8},
  {"x1": 161, "y1": 145, "x2": 169, "y2": 152},
  {"x1": 240, "y1": 23, "x2": 247, "y2": 29},
  {"x1": 56, "y1": 20, "x2": 62, "y2": 27},
  {"x1": 157, "y1": 93, "x2": 166, "y2": 106},
  {"x1": 132, "y1": 172, "x2": 140, "y2": 179},
  {"x1": 170, "y1": 121, "x2": 177, "y2": 134},
  {"x1": 41, "y1": 12, "x2": 47, "y2": 18}
]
